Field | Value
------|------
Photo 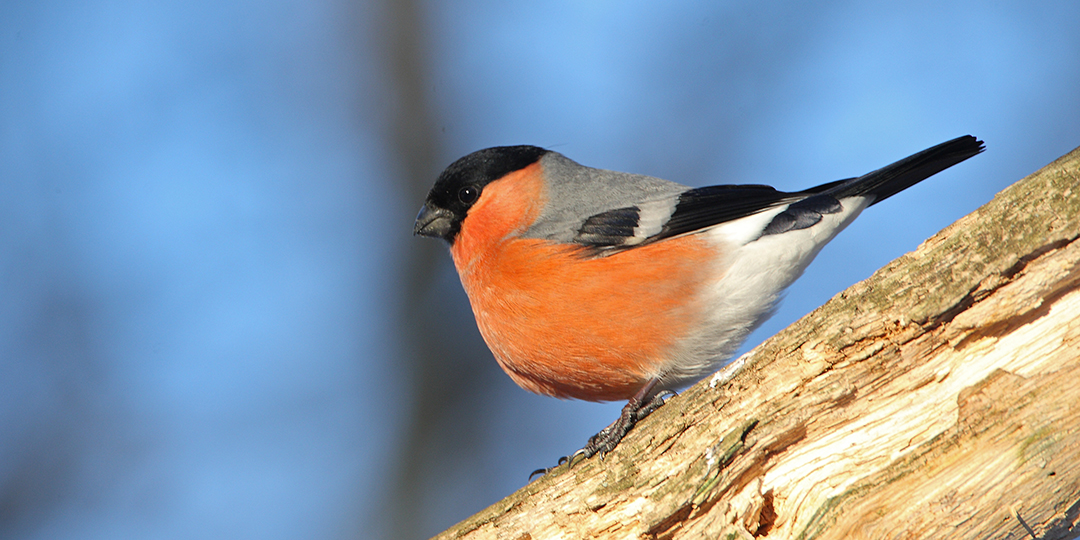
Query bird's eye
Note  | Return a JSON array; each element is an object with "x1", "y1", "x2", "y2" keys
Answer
[{"x1": 457, "y1": 186, "x2": 479, "y2": 204}]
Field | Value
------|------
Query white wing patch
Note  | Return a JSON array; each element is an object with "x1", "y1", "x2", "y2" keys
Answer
[{"x1": 627, "y1": 199, "x2": 678, "y2": 245}]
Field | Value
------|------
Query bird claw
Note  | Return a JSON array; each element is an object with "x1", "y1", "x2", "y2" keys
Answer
[
  {"x1": 580, "y1": 408, "x2": 636, "y2": 459},
  {"x1": 567, "y1": 449, "x2": 587, "y2": 467},
  {"x1": 527, "y1": 385, "x2": 675, "y2": 480},
  {"x1": 582, "y1": 389, "x2": 675, "y2": 458},
  {"x1": 528, "y1": 453, "x2": 577, "y2": 480},
  {"x1": 528, "y1": 467, "x2": 551, "y2": 481}
]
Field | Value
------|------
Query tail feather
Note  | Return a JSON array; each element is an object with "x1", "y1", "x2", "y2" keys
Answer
[{"x1": 826, "y1": 135, "x2": 985, "y2": 205}]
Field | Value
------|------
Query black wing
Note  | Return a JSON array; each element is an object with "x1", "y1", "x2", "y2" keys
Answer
[
  {"x1": 572, "y1": 134, "x2": 984, "y2": 252},
  {"x1": 574, "y1": 181, "x2": 846, "y2": 251},
  {"x1": 656, "y1": 182, "x2": 845, "y2": 242}
]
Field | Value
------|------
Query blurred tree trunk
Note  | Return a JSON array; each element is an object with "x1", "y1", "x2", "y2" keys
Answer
[
  {"x1": 376, "y1": 1, "x2": 447, "y2": 539},
  {"x1": 378, "y1": 1, "x2": 511, "y2": 539},
  {"x1": 433, "y1": 146, "x2": 1080, "y2": 539}
]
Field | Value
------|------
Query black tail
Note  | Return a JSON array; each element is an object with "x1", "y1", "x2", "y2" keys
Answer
[{"x1": 826, "y1": 135, "x2": 984, "y2": 205}]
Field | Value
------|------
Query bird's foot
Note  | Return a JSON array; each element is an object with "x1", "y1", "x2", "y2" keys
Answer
[
  {"x1": 528, "y1": 383, "x2": 674, "y2": 480},
  {"x1": 579, "y1": 389, "x2": 674, "y2": 460}
]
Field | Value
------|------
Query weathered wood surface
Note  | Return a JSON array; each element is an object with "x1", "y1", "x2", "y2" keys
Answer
[{"x1": 434, "y1": 146, "x2": 1080, "y2": 540}]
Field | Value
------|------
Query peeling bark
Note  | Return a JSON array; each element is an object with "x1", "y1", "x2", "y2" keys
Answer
[{"x1": 433, "y1": 146, "x2": 1080, "y2": 540}]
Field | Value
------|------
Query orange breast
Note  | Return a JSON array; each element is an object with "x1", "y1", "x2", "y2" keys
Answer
[{"x1": 450, "y1": 164, "x2": 715, "y2": 401}]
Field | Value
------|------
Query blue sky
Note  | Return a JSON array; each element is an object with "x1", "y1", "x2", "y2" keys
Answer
[{"x1": 2, "y1": 1, "x2": 1078, "y2": 539}]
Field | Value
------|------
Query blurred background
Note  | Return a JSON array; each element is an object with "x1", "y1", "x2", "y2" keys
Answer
[{"x1": 1, "y1": 1, "x2": 1078, "y2": 539}]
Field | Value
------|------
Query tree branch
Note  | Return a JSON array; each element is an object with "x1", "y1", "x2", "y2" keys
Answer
[{"x1": 435, "y1": 145, "x2": 1080, "y2": 540}]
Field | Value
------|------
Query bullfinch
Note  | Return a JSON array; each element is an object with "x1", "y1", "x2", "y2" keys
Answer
[{"x1": 414, "y1": 135, "x2": 983, "y2": 464}]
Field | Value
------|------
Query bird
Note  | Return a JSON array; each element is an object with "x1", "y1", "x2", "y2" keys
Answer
[{"x1": 414, "y1": 135, "x2": 984, "y2": 465}]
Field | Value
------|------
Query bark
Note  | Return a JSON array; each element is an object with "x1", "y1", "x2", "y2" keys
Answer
[{"x1": 433, "y1": 144, "x2": 1080, "y2": 540}]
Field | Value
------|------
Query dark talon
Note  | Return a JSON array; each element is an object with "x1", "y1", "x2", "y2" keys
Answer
[
  {"x1": 528, "y1": 453, "x2": 575, "y2": 480},
  {"x1": 528, "y1": 380, "x2": 674, "y2": 478},
  {"x1": 566, "y1": 449, "x2": 586, "y2": 468},
  {"x1": 579, "y1": 378, "x2": 672, "y2": 460}
]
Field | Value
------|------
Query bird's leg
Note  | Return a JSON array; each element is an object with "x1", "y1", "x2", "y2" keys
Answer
[
  {"x1": 577, "y1": 378, "x2": 673, "y2": 461},
  {"x1": 528, "y1": 378, "x2": 673, "y2": 480}
]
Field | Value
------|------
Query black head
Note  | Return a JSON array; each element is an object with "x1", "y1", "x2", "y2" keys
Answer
[{"x1": 414, "y1": 145, "x2": 549, "y2": 243}]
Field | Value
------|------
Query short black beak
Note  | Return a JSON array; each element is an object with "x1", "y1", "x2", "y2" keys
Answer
[{"x1": 414, "y1": 204, "x2": 455, "y2": 240}]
